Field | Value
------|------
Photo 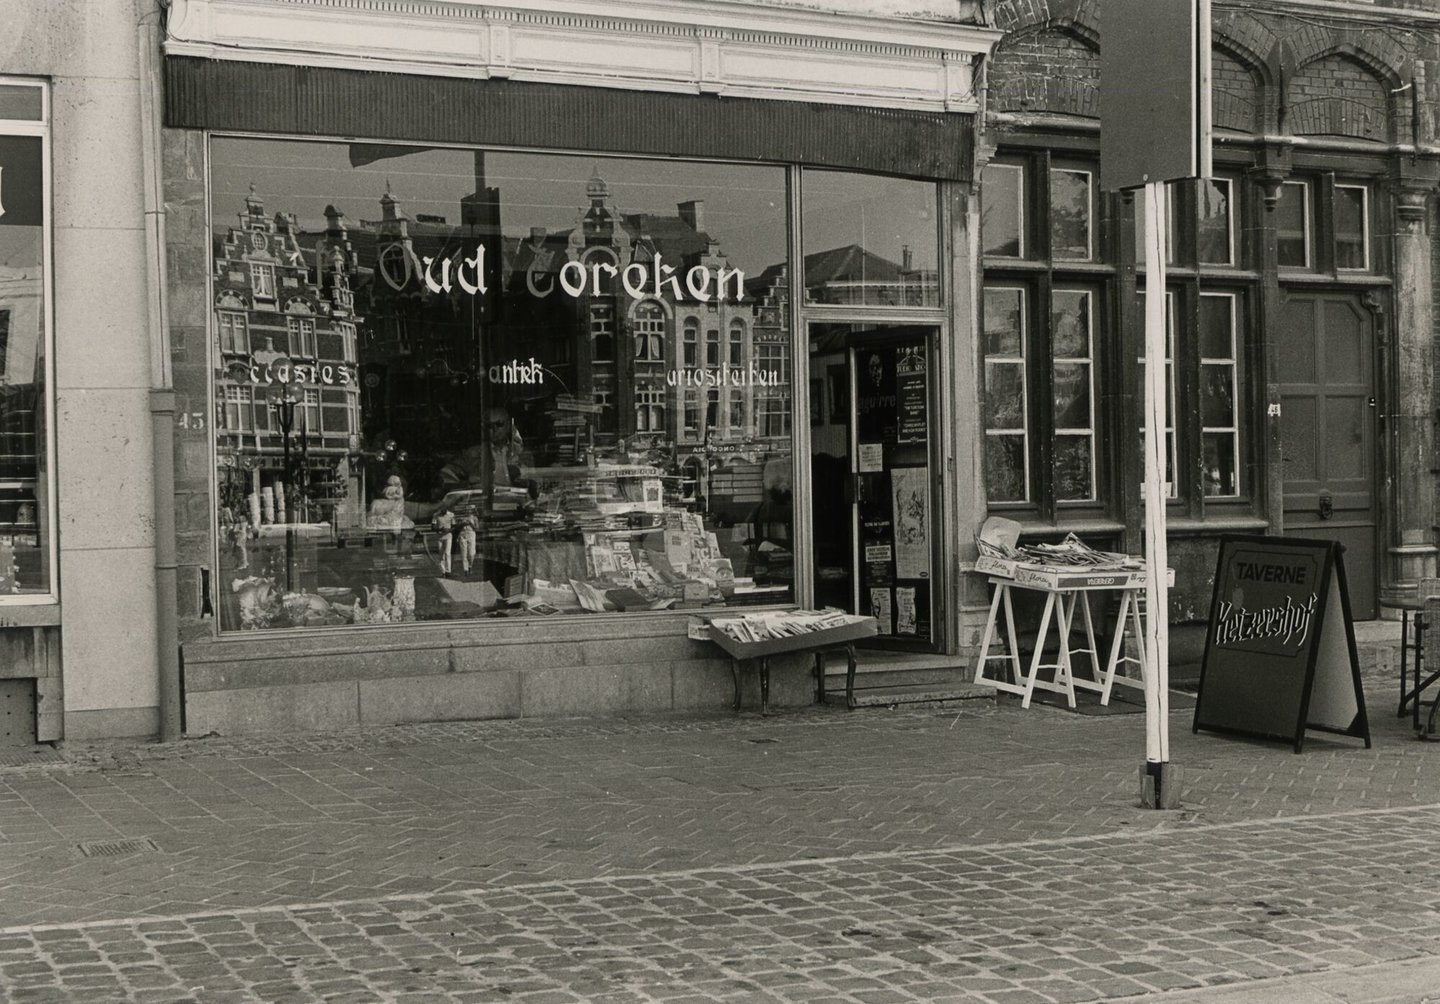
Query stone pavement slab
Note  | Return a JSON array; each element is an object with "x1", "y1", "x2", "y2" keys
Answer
[{"x1": 0, "y1": 671, "x2": 1436, "y2": 1000}]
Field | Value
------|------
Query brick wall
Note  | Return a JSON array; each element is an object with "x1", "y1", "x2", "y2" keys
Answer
[
  {"x1": 1287, "y1": 54, "x2": 1392, "y2": 142},
  {"x1": 989, "y1": 27, "x2": 1099, "y2": 117},
  {"x1": 1212, "y1": 47, "x2": 1260, "y2": 133}
]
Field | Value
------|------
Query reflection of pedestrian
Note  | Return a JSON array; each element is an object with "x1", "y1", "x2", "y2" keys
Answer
[
  {"x1": 867, "y1": 352, "x2": 883, "y2": 389},
  {"x1": 435, "y1": 509, "x2": 455, "y2": 574},
  {"x1": 457, "y1": 513, "x2": 477, "y2": 573}
]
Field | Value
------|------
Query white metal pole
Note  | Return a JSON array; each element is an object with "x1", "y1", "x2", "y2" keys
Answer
[{"x1": 1142, "y1": 180, "x2": 1171, "y2": 767}]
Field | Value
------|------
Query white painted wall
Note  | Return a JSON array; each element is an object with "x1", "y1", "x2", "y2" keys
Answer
[{"x1": 4, "y1": 0, "x2": 160, "y2": 736}]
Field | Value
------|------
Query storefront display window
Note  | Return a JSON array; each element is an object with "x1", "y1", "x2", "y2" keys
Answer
[
  {"x1": 800, "y1": 169, "x2": 939, "y2": 307},
  {"x1": 0, "y1": 80, "x2": 52, "y2": 599},
  {"x1": 209, "y1": 138, "x2": 795, "y2": 630}
]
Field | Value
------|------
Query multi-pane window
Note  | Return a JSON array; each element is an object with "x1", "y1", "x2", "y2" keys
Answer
[
  {"x1": 682, "y1": 388, "x2": 701, "y2": 438},
  {"x1": 982, "y1": 286, "x2": 1029, "y2": 502},
  {"x1": 1199, "y1": 294, "x2": 1240, "y2": 497},
  {"x1": 728, "y1": 387, "x2": 745, "y2": 432},
  {"x1": 1275, "y1": 177, "x2": 1373, "y2": 274},
  {"x1": 302, "y1": 388, "x2": 322, "y2": 435},
  {"x1": 250, "y1": 262, "x2": 276, "y2": 300},
  {"x1": 634, "y1": 388, "x2": 665, "y2": 432},
  {"x1": 286, "y1": 316, "x2": 316, "y2": 357},
  {"x1": 705, "y1": 327, "x2": 720, "y2": 367},
  {"x1": 728, "y1": 319, "x2": 744, "y2": 366},
  {"x1": 633, "y1": 303, "x2": 665, "y2": 361},
  {"x1": 222, "y1": 385, "x2": 254, "y2": 432},
  {"x1": 335, "y1": 321, "x2": 356, "y2": 363},
  {"x1": 590, "y1": 302, "x2": 614, "y2": 361},
  {"x1": 1139, "y1": 289, "x2": 1246, "y2": 502},
  {"x1": 218, "y1": 312, "x2": 249, "y2": 354},
  {"x1": 683, "y1": 317, "x2": 699, "y2": 366},
  {"x1": 1051, "y1": 289, "x2": 1096, "y2": 501}
]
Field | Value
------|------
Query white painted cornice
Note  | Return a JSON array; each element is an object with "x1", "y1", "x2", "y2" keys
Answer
[{"x1": 164, "y1": 0, "x2": 1002, "y2": 113}]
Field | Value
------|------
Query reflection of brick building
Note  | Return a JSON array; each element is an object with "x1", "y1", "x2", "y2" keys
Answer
[
  {"x1": 0, "y1": 265, "x2": 42, "y2": 545},
  {"x1": 211, "y1": 187, "x2": 362, "y2": 522}
]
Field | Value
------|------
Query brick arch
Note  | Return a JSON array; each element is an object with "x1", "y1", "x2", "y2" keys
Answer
[
  {"x1": 1288, "y1": 34, "x2": 1407, "y2": 90},
  {"x1": 990, "y1": 0, "x2": 1098, "y2": 38},
  {"x1": 989, "y1": 23, "x2": 1100, "y2": 118},
  {"x1": 1211, "y1": 38, "x2": 1268, "y2": 134},
  {"x1": 1286, "y1": 52, "x2": 1394, "y2": 143}
]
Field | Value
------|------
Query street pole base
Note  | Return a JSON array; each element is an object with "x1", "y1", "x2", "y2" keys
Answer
[{"x1": 1140, "y1": 762, "x2": 1182, "y2": 809}]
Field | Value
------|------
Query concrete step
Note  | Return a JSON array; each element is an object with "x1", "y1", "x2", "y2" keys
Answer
[{"x1": 822, "y1": 679, "x2": 997, "y2": 708}]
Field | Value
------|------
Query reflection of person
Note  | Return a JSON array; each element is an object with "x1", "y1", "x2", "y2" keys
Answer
[
  {"x1": 867, "y1": 353, "x2": 884, "y2": 389},
  {"x1": 436, "y1": 405, "x2": 527, "y2": 499},
  {"x1": 748, "y1": 458, "x2": 793, "y2": 582}
]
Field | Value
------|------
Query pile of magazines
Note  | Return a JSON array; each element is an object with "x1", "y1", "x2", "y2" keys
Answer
[{"x1": 710, "y1": 608, "x2": 859, "y2": 643}]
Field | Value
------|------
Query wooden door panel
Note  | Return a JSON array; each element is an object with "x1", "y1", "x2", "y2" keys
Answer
[{"x1": 1278, "y1": 292, "x2": 1377, "y2": 619}]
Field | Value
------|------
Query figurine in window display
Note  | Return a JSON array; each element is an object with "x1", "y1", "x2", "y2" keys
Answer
[{"x1": 367, "y1": 474, "x2": 414, "y2": 532}]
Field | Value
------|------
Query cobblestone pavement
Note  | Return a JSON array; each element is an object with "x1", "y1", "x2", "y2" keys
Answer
[{"x1": 0, "y1": 669, "x2": 1437, "y2": 1002}]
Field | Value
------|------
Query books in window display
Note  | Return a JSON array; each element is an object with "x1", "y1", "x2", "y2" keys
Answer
[{"x1": 706, "y1": 609, "x2": 877, "y2": 659}]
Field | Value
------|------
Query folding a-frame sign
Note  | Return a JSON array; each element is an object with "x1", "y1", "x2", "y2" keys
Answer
[{"x1": 1194, "y1": 536, "x2": 1371, "y2": 753}]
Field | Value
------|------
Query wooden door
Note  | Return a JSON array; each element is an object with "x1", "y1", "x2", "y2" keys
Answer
[{"x1": 1276, "y1": 293, "x2": 1378, "y2": 618}]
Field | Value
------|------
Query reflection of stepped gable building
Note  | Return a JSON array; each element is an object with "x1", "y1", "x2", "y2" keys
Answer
[
  {"x1": 507, "y1": 172, "x2": 787, "y2": 456},
  {"x1": 211, "y1": 187, "x2": 363, "y2": 505},
  {"x1": 750, "y1": 244, "x2": 937, "y2": 308}
]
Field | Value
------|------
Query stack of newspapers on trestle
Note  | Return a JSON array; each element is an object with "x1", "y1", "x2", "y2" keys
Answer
[{"x1": 974, "y1": 527, "x2": 1174, "y2": 590}]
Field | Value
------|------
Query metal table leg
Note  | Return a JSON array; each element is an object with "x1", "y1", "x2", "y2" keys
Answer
[
  {"x1": 760, "y1": 656, "x2": 771, "y2": 717},
  {"x1": 730, "y1": 659, "x2": 742, "y2": 711}
]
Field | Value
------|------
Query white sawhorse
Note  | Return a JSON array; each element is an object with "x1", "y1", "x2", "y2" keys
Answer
[{"x1": 972, "y1": 576, "x2": 1149, "y2": 708}]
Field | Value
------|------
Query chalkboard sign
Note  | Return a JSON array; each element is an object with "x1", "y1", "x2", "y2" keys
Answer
[{"x1": 1193, "y1": 535, "x2": 1370, "y2": 753}]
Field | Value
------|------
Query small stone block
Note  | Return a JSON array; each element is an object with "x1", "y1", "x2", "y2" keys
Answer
[{"x1": 1139, "y1": 763, "x2": 1183, "y2": 809}]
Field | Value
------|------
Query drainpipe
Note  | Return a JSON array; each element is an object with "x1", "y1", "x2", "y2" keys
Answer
[{"x1": 138, "y1": 4, "x2": 182, "y2": 742}]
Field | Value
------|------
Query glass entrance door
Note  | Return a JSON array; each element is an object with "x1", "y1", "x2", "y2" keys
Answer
[{"x1": 809, "y1": 323, "x2": 939, "y2": 649}]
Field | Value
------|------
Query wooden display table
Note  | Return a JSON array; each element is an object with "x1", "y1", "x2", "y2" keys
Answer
[
  {"x1": 972, "y1": 563, "x2": 1166, "y2": 709},
  {"x1": 707, "y1": 615, "x2": 878, "y2": 715}
]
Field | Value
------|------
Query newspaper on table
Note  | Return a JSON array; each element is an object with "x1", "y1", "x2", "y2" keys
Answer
[{"x1": 708, "y1": 607, "x2": 866, "y2": 644}]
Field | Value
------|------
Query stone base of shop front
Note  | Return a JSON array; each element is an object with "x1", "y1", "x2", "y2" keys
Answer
[{"x1": 181, "y1": 614, "x2": 812, "y2": 735}]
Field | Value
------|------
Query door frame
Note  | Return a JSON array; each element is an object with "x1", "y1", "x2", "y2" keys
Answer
[
  {"x1": 1270, "y1": 286, "x2": 1386, "y2": 616},
  {"x1": 801, "y1": 314, "x2": 950, "y2": 650}
]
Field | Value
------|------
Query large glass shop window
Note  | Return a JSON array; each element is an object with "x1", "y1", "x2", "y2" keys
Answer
[
  {"x1": 0, "y1": 83, "x2": 52, "y2": 599},
  {"x1": 209, "y1": 138, "x2": 793, "y2": 630}
]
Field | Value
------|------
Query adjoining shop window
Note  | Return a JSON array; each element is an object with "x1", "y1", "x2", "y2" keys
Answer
[
  {"x1": 1134, "y1": 177, "x2": 1241, "y2": 269},
  {"x1": 0, "y1": 80, "x2": 54, "y2": 600},
  {"x1": 209, "y1": 137, "x2": 798, "y2": 631}
]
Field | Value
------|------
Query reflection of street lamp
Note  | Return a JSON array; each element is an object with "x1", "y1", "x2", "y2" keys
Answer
[{"x1": 265, "y1": 366, "x2": 302, "y2": 592}]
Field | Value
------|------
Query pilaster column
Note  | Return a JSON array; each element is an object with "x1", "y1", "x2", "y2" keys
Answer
[{"x1": 1385, "y1": 169, "x2": 1440, "y2": 603}]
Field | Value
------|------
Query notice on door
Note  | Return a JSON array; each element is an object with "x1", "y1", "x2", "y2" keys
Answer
[
  {"x1": 891, "y1": 467, "x2": 930, "y2": 580},
  {"x1": 896, "y1": 346, "x2": 927, "y2": 445}
]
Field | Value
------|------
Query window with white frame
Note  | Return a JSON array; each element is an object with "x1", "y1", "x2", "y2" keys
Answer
[
  {"x1": 1051, "y1": 289, "x2": 1097, "y2": 502},
  {"x1": 286, "y1": 316, "x2": 316, "y2": 357},
  {"x1": 1199, "y1": 293, "x2": 1241, "y2": 497},
  {"x1": 728, "y1": 387, "x2": 745, "y2": 432},
  {"x1": 250, "y1": 262, "x2": 276, "y2": 300},
  {"x1": 302, "y1": 388, "x2": 322, "y2": 435},
  {"x1": 218, "y1": 311, "x2": 249, "y2": 354},
  {"x1": 682, "y1": 388, "x2": 701, "y2": 438},
  {"x1": 222, "y1": 384, "x2": 254, "y2": 432},
  {"x1": 634, "y1": 388, "x2": 664, "y2": 432},
  {"x1": 705, "y1": 327, "x2": 720, "y2": 367},
  {"x1": 590, "y1": 301, "x2": 614, "y2": 361},
  {"x1": 982, "y1": 286, "x2": 1029, "y2": 503},
  {"x1": 633, "y1": 302, "x2": 665, "y2": 361}
]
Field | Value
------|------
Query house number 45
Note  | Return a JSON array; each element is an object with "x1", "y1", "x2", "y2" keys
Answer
[{"x1": 176, "y1": 412, "x2": 206, "y2": 431}]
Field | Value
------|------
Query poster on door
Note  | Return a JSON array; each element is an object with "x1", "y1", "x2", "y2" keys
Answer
[
  {"x1": 869, "y1": 587, "x2": 894, "y2": 634},
  {"x1": 891, "y1": 467, "x2": 930, "y2": 580},
  {"x1": 896, "y1": 346, "x2": 927, "y2": 445}
]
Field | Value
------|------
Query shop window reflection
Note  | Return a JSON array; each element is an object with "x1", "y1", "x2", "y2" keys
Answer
[{"x1": 209, "y1": 140, "x2": 797, "y2": 629}]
